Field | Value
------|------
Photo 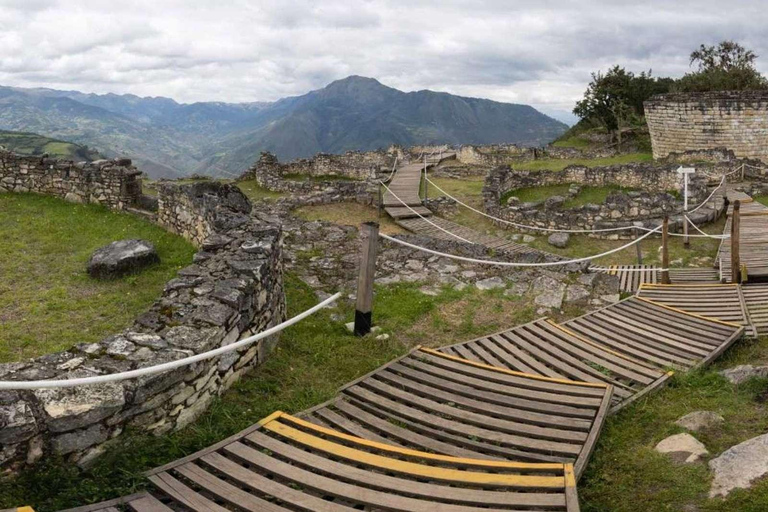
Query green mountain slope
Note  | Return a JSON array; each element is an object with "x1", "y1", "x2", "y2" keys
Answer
[
  {"x1": 0, "y1": 77, "x2": 568, "y2": 178},
  {"x1": 0, "y1": 130, "x2": 100, "y2": 160}
]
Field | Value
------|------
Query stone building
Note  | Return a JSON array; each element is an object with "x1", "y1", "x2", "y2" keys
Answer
[{"x1": 645, "y1": 91, "x2": 768, "y2": 162}]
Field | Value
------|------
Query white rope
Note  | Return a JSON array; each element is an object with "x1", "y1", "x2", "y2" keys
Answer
[
  {"x1": 687, "y1": 175, "x2": 725, "y2": 214},
  {"x1": 426, "y1": 177, "x2": 722, "y2": 239},
  {"x1": 380, "y1": 181, "x2": 472, "y2": 244},
  {"x1": 426, "y1": 178, "x2": 639, "y2": 234},
  {"x1": 0, "y1": 293, "x2": 342, "y2": 390},
  {"x1": 380, "y1": 226, "x2": 661, "y2": 267},
  {"x1": 685, "y1": 215, "x2": 730, "y2": 239}
]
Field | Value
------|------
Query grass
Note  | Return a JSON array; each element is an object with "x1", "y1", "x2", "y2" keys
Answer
[
  {"x1": 283, "y1": 173, "x2": 359, "y2": 182},
  {"x1": 294, "y1": 202, "x2": 405, "y2": 235},
  {"x1": 0, "y1": 193, "x2": 196, "y2": 362},
  {"x1": 580, "y1": 337, "x2": 768, "y2": 512},
  {"x1": 755, "y1": 195, "x2": 768, "y2": 207},
  {"x1": 0, "y1": 275, "x2": 495, "y2": 511},
  {"x1": 552, "y1": 135, "x2": 592, "y2": 149},
  {"x1": 516, "y1": 152, "x2": 653, "y2": 172},
  {"x1": 235, "y1": 180, "x2": 285, "y2": 202}
]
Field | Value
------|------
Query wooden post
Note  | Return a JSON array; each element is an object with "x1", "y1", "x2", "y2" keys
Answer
[
  {"x1": 423, "y1": 155, "x2": 428, "y2": 206},
  {"x1": 634, "y1": 227, "x2": 643, "y2": 265},
  {"x1": 377, "y1": 185, "x2": 383, "y2": 220},
  {"x1": 731, "y1": 200, "x2": 741, "y2": 284},
  {"x1": 661, "y1": 216, "x2": 670, "y2": 284},
  {"x1": 683, "y1": 216, "x2": 690, "y2": 248},
  {"x1": 354, "y1": 222, "x2": 379, "y2": 336}
]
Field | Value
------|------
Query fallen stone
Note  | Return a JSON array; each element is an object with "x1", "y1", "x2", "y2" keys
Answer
[
  {"x1": 475, "y1": 277, "x2": 505, "y2": 291},
  {"x1": 504, "y1": 281, "x2": 530, "y2": 297},
  {"x1": 522, "y1": 235, "x2": 536, "y2": 243},
  {"x1": 418, "y1": 285, "x2": 441, "y2": 296},
  {"x1": 654, "y1": 433, "x2": 708, "y2": 464},
  {"x1": 376, "y1": 334, "x2": 390, "y2": 341},
  {"x1": 87, "y1": 239, "x2": 159, "y2": 279},
  {"x1": 719, "y1": 365, "x2": 768, "y2": 385},
  {"x1": 709, "y1": 433, "x2": 768, "y2": 497},
  {"x1": 548, "y1": 232, "x2": 570, "y2": 248},
  {"x1": 533, "y1": 275, "x2": 566, "y2": 309},
  {"x1": 675, "y1": 411, "x2": 724, "y2": 432},
  {"x1": 565, "y1": 285, "x2": 590, "y2": 304}
]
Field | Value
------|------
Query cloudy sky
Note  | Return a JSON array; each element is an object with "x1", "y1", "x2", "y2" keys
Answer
[{"x1": 0, "y1": 0, "x2": 766, "y2": 123}]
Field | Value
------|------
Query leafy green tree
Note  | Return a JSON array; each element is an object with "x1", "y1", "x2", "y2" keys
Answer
[
  {"x1": 573, "y1": 66, "x2": 671, "y2": 142},
  {"x1": 675, "y1": 40, "x2": 768, "y2": 92}
]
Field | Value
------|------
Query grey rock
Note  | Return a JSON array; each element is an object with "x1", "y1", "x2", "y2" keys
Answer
[
  {"x1": 547, "y1": 232, "x2": 570, "y2": 248},
  {"x1": 720, "y1": 365, "x2": 768, "y2": 385},
  {"x1": 0, "y1": 402, "x2": 37, "y2": 444},
  {"x1": 504, "y1": 281, "x2": 530, "y2": 297},
  {"x1": 522, "y1": 235, "x2": 536, "y2": 243},
  {"x1": 87, "y1": 239, "x2": 159, "y2": 279},
  {"x1": 126, "y1": 332, "x2": 167, "y2": 350},
  {"x1": 475, "y1": 277, "x2": 506, "y2": 291},
  {"x1": 709, "y1": 433, "x2": 768, "y2": 497},
  {"x1": 418, "y1": 285, "x2": 441, "y2": 296},
  {"x1": 105, "y1": 337, "x2": 135, "y2": 358},
  {"x1": 163, "y1": 326, "x2": 222, "y2": 352},
  {"x1": 675, "y1": 411, "x2": 725, "y2": 432},
  {"x1": 565, "y1": 285, "x2": 591, "y2": 304},
  {"x1": 533, "y1": 275, "x2": 566, "y2": 309},
  {"x1": 654, "y1": 433, "x2": 708, "y2": 464},
  {"x1": 35, "y1": 381, "x2": 125, "y2": 433},
  {"x1": 52, "y1": 424, "x2": 108, "y2": 455}
]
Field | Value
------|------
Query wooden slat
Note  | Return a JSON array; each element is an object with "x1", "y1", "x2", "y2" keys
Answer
[
  {"x1": 143, "y1": 411, "x2": 581, "y2": 511},
  {"x1": 439, "y1": 318, "x2": 672, "y2": 414},
  {"x1": 299, "y1": 347, "x2": 611, "y2": 480}
]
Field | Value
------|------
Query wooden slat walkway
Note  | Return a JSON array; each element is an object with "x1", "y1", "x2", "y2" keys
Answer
[
  {"x1": 593, "y1": 265, "x2": 720, "y2": 293},
  {"x1": 743, "y1": 284, "x2": 768, "y2": 336},
  {"x1": 718, "y1": 191, "x2": 768, "y2": 282},
  {"x1": 138, "y1": 411, "x2": 581, "y2": 512},
  {"x1": 438, "y1": 319, "x2": 672, "y2": 414},
  {"x1": 562, "y1": 297, "x2": 743, "y2": 372},
  {"x1": 300, "y1": 347, "x2": 612, "y2": 480},
  {"x1": 637, "y1": 283, "x2": 756, "y2": 337},
  {"x1": 59, "y1": 493, "x2": 171, "y2": 512}
]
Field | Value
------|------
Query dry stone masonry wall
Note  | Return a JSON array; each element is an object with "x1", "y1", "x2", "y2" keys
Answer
[
  {"x1": 239, "y1": 152, "x2": 379, "y2": 205},
  {"x1": 0, "y1": 180, "x2": 286, "y2": 470},
  {"x1": 0, "y1": 150, "x2": 142, "y2": 210},
  {"x1": 645, "y1": 91, "x2": 768, "y2": 162},
  {"x1": 483, "y1": 163, "x2": 716, "y2": 238}
]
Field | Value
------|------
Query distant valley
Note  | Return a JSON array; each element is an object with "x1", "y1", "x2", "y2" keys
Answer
[{"x1": 0, "y1": 76, "x2": 568, "y2": 178}]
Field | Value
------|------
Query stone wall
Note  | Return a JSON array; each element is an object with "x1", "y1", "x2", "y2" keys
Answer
[
  {"x1": 455, "y1": 144, "x2": 618, "y2": 167},
  {"x1": 645, "y1": 91, "x2": 768, "y2": 162},
  {"x1": 239, "y1": 152, "x2": 378, "y2": 205},
  {"x1": 240, "y1": 150, "x2": 395, "y2": 182},
  {"x1": 483, "y1": 163, "x2": 718, "y2": 237},
  {"x1": 0, "y1": 150, "x2": 142, "y2": 210},
  {"x1": 0, "y1": 182, "x2": 286, "y2": 470}
]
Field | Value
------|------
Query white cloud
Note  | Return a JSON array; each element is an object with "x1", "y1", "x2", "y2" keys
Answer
[{"x1": 0, "y1": 0, "x2": 766, "y2": 120}]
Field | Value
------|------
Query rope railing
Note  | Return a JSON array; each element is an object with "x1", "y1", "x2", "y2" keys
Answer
[
  {"x1": 380, "y1": 181, "x2": 471, "y2": 244},
  {"x1": 0, "y1": 292, "x2": 342, "y2": 390},
  {"x1": 380, "y1": 225, "x2": 662, "y2": 268},
  {"x1": 426, "y1": 176, "x2": 725, "y2": 239}
]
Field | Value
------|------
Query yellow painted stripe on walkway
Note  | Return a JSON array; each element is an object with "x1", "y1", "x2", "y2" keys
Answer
[
  {"x1": 419, "y1": 348, "x2": 608, "y2": 388},
  {"x1": 262, "y1": 419, "x2": 566, "y2": 488},
  {"x1": 272, "y1": 413, "x2": 565, "y2": 471},
  {"x1": 635, "y1": 296, "x2": 743, "y2": 328}
]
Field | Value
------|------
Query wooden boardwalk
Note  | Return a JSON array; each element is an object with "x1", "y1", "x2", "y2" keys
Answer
[
  {"x1": 743, "y1": 284, "x2": 768, "y2": 336},
  {"x1": 68, "y1": 411, "x2": 583, "y2": 512},
  {"x1": 438, "y1": 319, "x2": 672, "y2": 414},
  {"x1": 593, "y1": 265, "x2": 720, "y2": 293},
  {"x1": 637, "y1": 283, "x2": 756, "y2": 337},
  {"x1": 718, "y1": 191, "x2": 768, "y2": 282},
  {"x1": 300, "y1": 347, "x2": 612, "y2": 480},
  {"x1": 562, "y1": 297, "x2": 743, "y2": 372},
  {"x1": 383, "y1": 153, "x2": 452, "y2": 219}
]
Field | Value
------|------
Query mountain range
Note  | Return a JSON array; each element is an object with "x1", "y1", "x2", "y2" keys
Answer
[{"x1": 0, "y1": 76, "x2": 568, "y2": 178}]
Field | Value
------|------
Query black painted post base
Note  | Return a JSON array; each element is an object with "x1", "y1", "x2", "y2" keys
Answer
[{"x1": 354, "y1": 310, "x2": 372, "y2": 337}]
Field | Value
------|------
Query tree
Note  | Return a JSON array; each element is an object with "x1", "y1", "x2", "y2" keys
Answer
[
  {"x1": 573, "y1": 66, "x2": 671, "y2": 142},
  {"x1": 675, "y1": 40, "x2": 768, "y2": 92}
]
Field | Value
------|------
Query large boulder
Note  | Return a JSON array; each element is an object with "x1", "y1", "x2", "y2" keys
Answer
[
  {"x1": 654, "y1": 433, "x2": 708, "y2": 464},
  {"x1": 709, "y1": 433, "x2": 768, "y2": 497},
  {"x1": 87, "y1": 239, "x2": 159, "y2": 279},
  {"x1": 548, "y1": 232, "x2": 570, "y2": 248}
]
